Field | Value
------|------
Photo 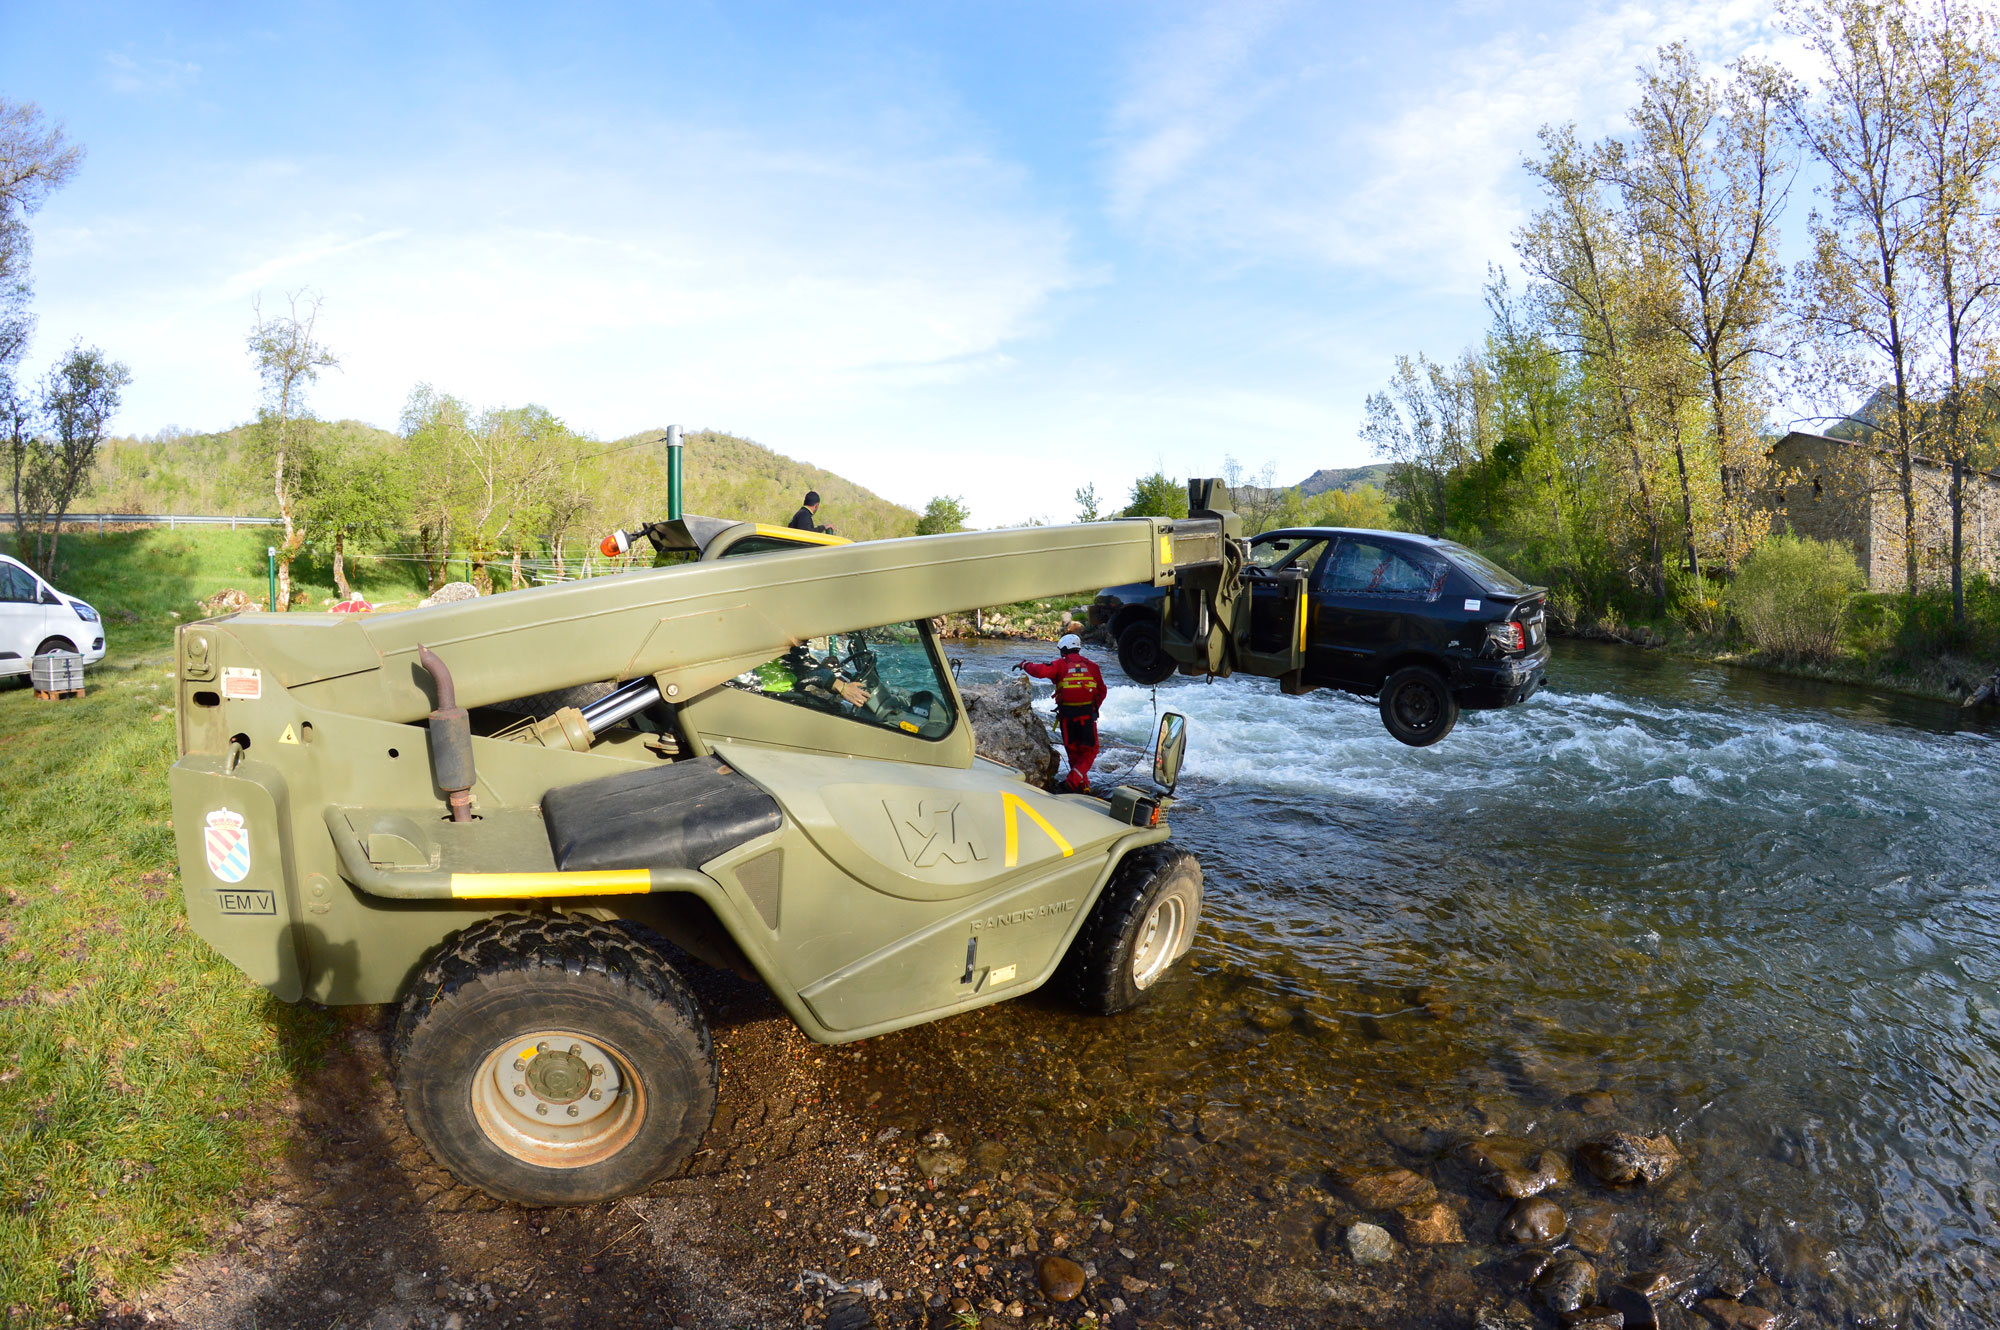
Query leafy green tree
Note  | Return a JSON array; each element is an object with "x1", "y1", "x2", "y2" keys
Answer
[
  {"x1": 1907, "y1": 0, "x2": 2000, "y2": 623},
  {"x1": 401, "y1": 385, "x2": 471, "y2": 591},
  {"x1": 1778, "y1": 0, "x2": 1926, "y2": 591},
  {"x1": 247, "y1": 292, "x2": 338, "y2": 610},
  {"x1": 455, "y1": 404, "x2": 573, "y2": 591},
  {"x1": 1073, "y1": 483, "x2": 1101, "y2": 522},
  {"x1": 11, "y1": 344, "x2": 129, "y2": 576},
  {"x1": 1121, "y1": 472, "x2": 1188, "y2": 518},
  {"x1": 915, "y1": 495, "x2": 970, "y2": 534},
  {"x1": 1607, "y1": 43, "x2": 1790, "y2": 571},
  {"x1": 300, "y1": 437, "x2": 409, "y2": 600}
]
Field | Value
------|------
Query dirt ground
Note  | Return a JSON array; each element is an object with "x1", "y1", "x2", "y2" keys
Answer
[{"x1": 93, "y1": 969, "x2": 1249, "y2": 1330}]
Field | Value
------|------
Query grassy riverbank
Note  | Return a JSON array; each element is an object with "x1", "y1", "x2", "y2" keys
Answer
[
  {"x1": 1565, "y1": 583, "x2": 1999, "y2": 707},
  {"x1": 0, "y1": 542, "x2": 340, "y2": 1324}
]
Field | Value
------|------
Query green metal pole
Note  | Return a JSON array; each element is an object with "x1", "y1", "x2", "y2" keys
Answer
[
  {"x1": 266, "y1": 546, "x2": 276, "y2": 612},
  {"x1": 666, "y1": 424, "x2": 683, "y2": 521}
]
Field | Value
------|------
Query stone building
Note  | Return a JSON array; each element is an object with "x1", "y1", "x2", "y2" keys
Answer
[{"x1": 1761, "y1": 430, "x2": 2000, "y2": 590}]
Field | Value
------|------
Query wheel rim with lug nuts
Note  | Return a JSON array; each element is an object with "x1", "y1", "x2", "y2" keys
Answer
[
  {"x1": 1131, "y1": 893, "x2": 1188, "y2": 990},
  {"x1": 470, "y1": 1030, "x2": 645, "y2": 1168}
]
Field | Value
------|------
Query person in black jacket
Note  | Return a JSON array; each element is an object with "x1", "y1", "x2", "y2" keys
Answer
[{"x1": 789, "y1": 492, "x2": 835, "y2": 534}]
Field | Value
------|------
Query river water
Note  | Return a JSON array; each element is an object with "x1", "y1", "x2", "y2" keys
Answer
[{"x1": 834, "y1": 640, "x2": 2000, "y2": 1327}]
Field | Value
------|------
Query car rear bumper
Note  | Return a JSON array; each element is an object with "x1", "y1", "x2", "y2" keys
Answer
[{"x1": 1453, "y1": 647, "x2": 1548, "y2": 709}]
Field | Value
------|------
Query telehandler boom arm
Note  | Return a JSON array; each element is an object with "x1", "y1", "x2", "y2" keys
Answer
[{"x1": 203, "y1": 497, "x2": 1246, "y2": 732}]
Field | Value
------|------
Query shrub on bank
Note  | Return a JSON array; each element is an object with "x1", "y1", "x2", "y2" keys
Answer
[
  {"x1": 1727, "y1": 534, "x2": 1866, "y2": 662},
  {"x1": 1891, "y1": 573, "x2": 2000, "y2": 662}
]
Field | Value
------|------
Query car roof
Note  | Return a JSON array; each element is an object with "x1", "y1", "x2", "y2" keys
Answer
[{"x1": 1253, "y1": 527, "x2": 1445, "y2": 545}]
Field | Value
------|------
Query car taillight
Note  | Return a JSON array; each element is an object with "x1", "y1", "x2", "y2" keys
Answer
[{"x1": 1486, "y1": 620, "x2": 1526, "y2": 653}]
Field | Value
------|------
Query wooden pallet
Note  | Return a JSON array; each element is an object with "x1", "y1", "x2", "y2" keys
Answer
[{"x1": 33, "y1": 687, "x2": 85, "y2": 701}]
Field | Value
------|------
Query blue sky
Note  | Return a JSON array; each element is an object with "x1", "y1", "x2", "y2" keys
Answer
[{"x1": 3, "y1": 0, "x2": 1793, "y2": 524}]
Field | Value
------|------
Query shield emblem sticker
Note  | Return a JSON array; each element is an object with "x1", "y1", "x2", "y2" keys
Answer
[{"x1": 205, "y1": 809, "x2": 251, "y2": 884}]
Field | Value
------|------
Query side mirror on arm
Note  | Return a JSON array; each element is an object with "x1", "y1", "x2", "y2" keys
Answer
[{"x1": 1153, "y1": 712, "x2": 1187, "y2": 794}]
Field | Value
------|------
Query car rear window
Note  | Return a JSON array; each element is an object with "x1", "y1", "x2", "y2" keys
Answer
[
  {"x1": 1321, "y1": 539, "x2": 1449, "y2": 600},
  {"x1": 1436, "y1": 542, "x2": 1534, "y2": 595}
]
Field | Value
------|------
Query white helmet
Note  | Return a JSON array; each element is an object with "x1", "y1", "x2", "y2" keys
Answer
[{"x1": 1058, "y1": 633, "x2": 1082, "y2": 652}]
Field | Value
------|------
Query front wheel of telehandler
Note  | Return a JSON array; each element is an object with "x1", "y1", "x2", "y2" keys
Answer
[
  {"x1": 1059, "y1": 845, "x2": 1203, "y2": 1015},
  {"x1": 393, "y1": 914, "x2": 717, "y2": 1206}
]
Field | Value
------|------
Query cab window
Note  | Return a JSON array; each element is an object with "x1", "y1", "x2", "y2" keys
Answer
[
  {"x1": 726, "y1": 621, "x2": 955, "y2": 740},
  {"x1": 717, "y1": 534, "x2": 818, "y2": 559},
  {"x1": 1248, "y1": 536, "x2": 1326, "y2": 575},
  {"x1": 0, "y1": 564, "x2": 39, "y2": 603},
  {"x1": 1320, "y1": 540, "x2": 1449, "y2": 599}
]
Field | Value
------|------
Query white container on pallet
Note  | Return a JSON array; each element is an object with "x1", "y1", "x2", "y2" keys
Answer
[{"x1": 31, "y1": 653, "x2": 86, "y2": 692}]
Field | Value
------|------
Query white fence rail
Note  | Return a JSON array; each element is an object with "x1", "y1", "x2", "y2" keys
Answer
[{"x1": 13, "y1": 512, "x2": 277, "y2": 532}]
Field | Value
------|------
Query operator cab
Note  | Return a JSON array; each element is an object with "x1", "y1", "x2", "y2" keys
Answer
[{"x1": 600, "y1": 515, "x2": 851, "y2": 565}]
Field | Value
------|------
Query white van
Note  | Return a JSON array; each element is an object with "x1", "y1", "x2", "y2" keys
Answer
[{"x1": 0, "y1": 552, "x2": 107, "y2": 677}]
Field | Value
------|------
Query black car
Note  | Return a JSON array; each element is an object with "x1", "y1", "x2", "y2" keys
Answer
[{"x1": 1092, "y1": 527, "x2": 1549, "y2": 746}]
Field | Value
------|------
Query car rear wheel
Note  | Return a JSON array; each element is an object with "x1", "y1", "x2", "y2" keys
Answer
[
  {"x1": 1379, "y1": 665, "x2": 1458, "y2": 747},
  {"x1": 1058, "y1": 844, "x2": 1202, "y2": 1015},
  {"x1": 393, "y1": 913, "x2": 716, "y2": 1206},
  {"x1": 1116, "y1": 620, "x2": 1176, "y2": 685}
]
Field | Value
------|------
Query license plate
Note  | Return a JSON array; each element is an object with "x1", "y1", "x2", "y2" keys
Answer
[{"x1": 1529, "y1": 617, "x2": 1545, "y2": 646}]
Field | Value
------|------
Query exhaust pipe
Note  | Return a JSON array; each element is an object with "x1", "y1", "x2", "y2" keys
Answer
[{"x1": 417, "y1": 645, "x2": 476, "y2": 822}]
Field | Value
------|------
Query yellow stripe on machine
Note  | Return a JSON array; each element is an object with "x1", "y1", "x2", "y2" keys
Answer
[
  {"x1": 448, "y1": 870, "x2": 653, "y2": 899},
  {"x1": 750, "y1": 523, "x2": 851, "y2": 547},
  {"x1": 1000, "y1": 791, "x2": 1075, "y2": 868}
]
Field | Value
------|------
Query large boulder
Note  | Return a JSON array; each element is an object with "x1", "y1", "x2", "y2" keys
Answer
[
  {"x1": 199, "y1": 587, "x2": 257, "y2": 617},
  {"x1": 960, "y1": 677, "x2": 1057, "y2": 785},
  {"x1": 418, "y1": 580, "x2": 480, "y2": 609},
  {"x1": 1577, "y1": 1131, "x2": 1683, "y2": 1186}
]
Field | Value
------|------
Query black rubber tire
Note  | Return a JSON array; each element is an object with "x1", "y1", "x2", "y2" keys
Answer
[
  {"x1": 1378, "y1": 665, "x2": 1459, "y2": 747},
  {"x1": 1058, "y1": 844, "x2": 1202, "y2": 1015},
  {"x1": 34, "y1": 637, "x2": 77, "y2": 656},
  {"x1": 1116, "y1": 620, "x2": 1176, "y2": 685},
  {"x1": 392, "y1": 913, "x2": 717, "y2": 1206}
]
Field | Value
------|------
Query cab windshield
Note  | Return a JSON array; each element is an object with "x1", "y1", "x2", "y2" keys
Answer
[{"x1": 728, "y1": 621, "x2": 955, "y2": 740}]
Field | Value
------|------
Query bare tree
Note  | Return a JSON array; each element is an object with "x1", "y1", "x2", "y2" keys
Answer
[
  {"x1": 1, "y1": 101, "x2": 83, "y2": 530},
  {"x1": 1220, "y1": 456, "x2": 1283, "y2": 534},
  {"x1": 1908, "y1": 0, "x2": 2000, "y2": 623},
  {"x1": 247, "y1": 292, "x2": 339, "y2": 610},
  {"x1": 1779, "y1": 0, "x2": 1929, "y2": 591},
  {"x1": 1610, "y1": 44, "x2": 1793, "y2": 570}
]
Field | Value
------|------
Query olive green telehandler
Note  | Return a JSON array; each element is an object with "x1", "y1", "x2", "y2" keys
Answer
[{"x1": 167, "y1": 463, "x2": 1333, "y2": 1204}]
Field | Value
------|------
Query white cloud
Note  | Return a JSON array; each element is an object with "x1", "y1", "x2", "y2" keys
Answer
[
  {"x1": 102, "y1": 51, "x2": 200, "y2": 95},
  {"x1": 30, "y1": 120, "x2": 1080, "y2": 460},
  {"x1": 1105, "y1": 0, "x2": 1781, "y2": 290}
]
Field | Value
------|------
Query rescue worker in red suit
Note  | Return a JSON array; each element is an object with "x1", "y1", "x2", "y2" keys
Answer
[{"x1": 1016, "y1": 633, "x2": 1108, "y2": 792}]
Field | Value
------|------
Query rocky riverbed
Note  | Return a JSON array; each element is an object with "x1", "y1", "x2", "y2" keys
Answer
[{"x1": 102, "y1": 638, "x2": 2000, "y2": 1330}]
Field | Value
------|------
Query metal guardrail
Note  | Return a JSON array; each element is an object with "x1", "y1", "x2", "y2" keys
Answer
[{"x1": 13, "y1": 513, "x2": 277, "y2": 532}]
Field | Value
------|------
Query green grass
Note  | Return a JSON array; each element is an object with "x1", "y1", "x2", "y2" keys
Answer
[{"x1": 0, "y1": 541, "x2": 338, "y2": 1325}]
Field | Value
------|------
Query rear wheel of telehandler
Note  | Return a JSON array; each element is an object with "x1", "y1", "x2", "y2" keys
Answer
[
  {"x1": 1116, "y1": 620, "x2": 1177, "y2": 686},
  {"x1": 392, "y1": 913, "x2": 717, "y2": 1206},
  {"x1": 1059, "y1": 845, "x2": 1202, "y2": 1015}
]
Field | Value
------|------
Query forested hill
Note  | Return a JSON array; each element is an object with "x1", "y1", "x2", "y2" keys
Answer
[
  {"x1": 1294, "y1": 463, "x2": 1394, "y2": 497},
  {"x1": 83, "y1": 422, "x2": 920, "y2": 541},
  {"x1": 609, "y1": 429, "x2": 918, "y2": 540}
]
